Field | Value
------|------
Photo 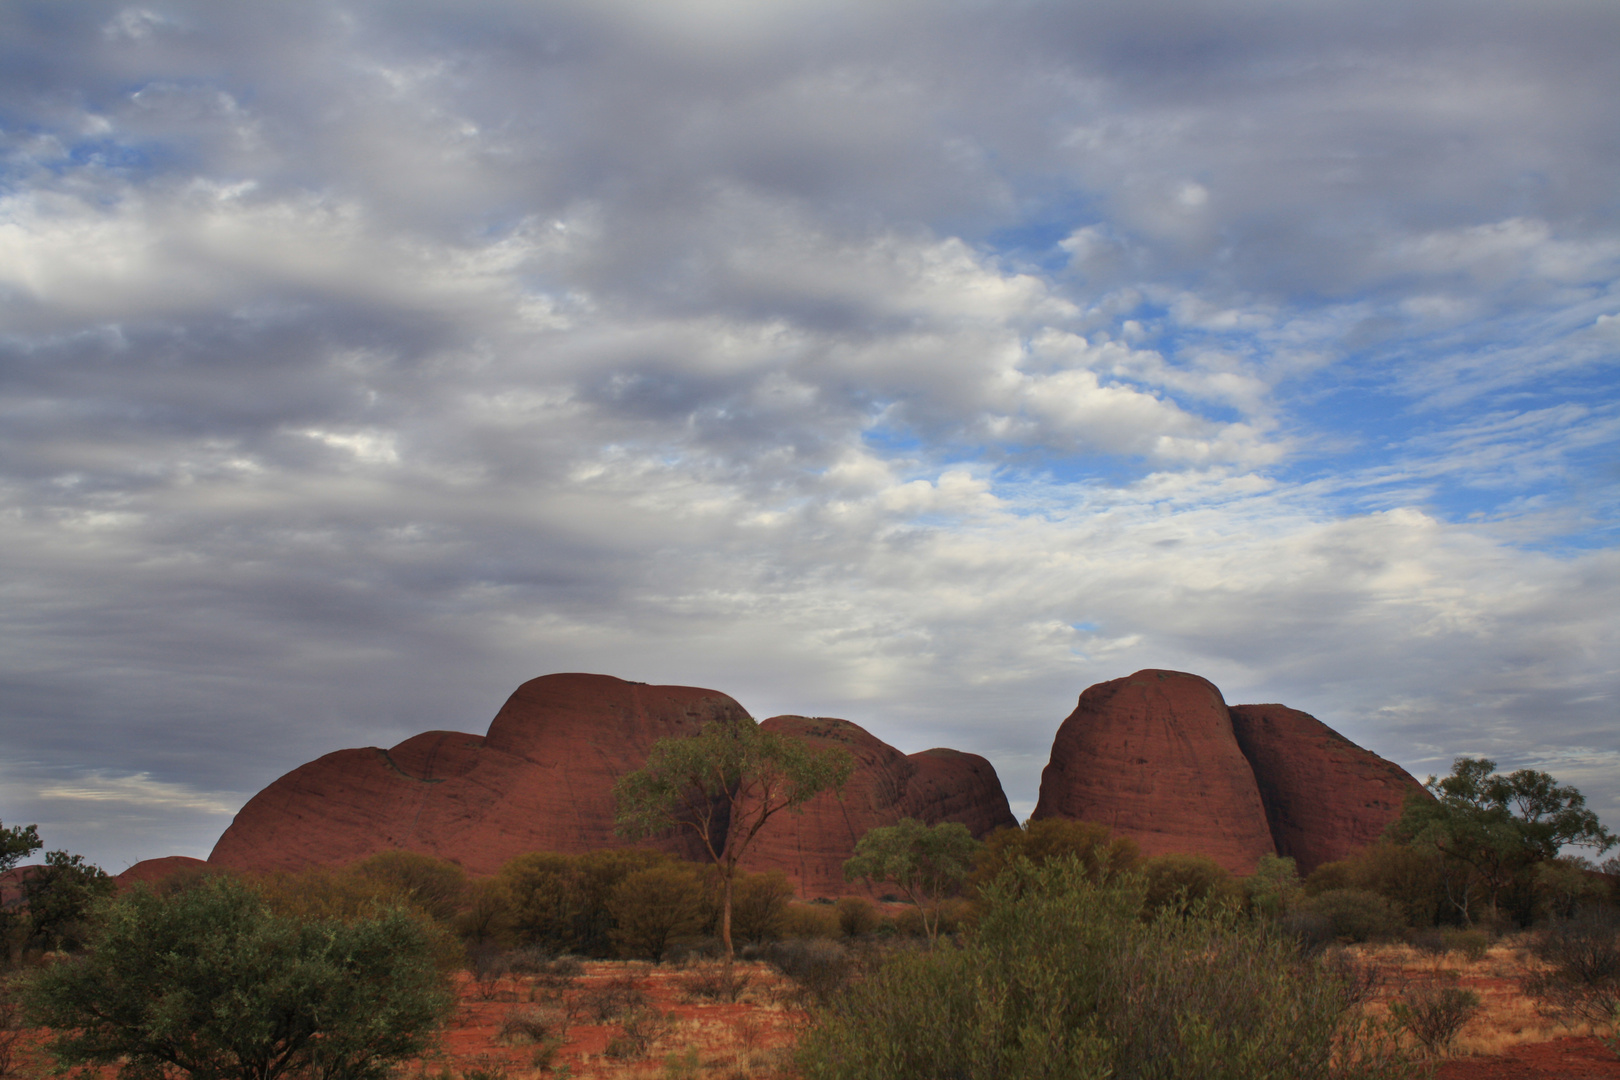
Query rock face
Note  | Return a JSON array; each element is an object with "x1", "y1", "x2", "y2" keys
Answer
[
  {"x1": 1034, "y1": 670, "x2": 1423, "y2": 876},
  {"x1": 210, "y1": 674, "x2": 1016, "y2": 893},
  {"x1": 210, "y1": 674, "x2": 750, "y2": 877},
  {"x1": 114, "y1": 855, "x2": 211, "y2": 890},
  {"x1": 737, "y1": 717, "x2": 1018, "y2": 897},
  {"x1": 1229, "y1": 704, "x2": 1425, "y2": 874},
  {"x1": 1034, "y1": 670, "x2": 1276, "y2": 875}
]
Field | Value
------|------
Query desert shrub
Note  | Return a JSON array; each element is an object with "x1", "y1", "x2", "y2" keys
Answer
[
  {"x1": 1278, "y1": 912, "x2": 1337, "y2": 957},
  {"x1": 454, "y1": 879, "x2": 513, "y2": 950},
  {"x1": 780, "y1": 902, "x2": 842, "y2": 939},
  {"x1": 892, "y1": 897, "x2": 969, "y2": 938},
  {"x1": 764, "y1": 938, "x2": 858, "y2": 1007},
  {"x1": 968, "y1": 818, "x2": 1139, "y2": 896},
  {"x1": 1306, "y1": 843, "x2": 1453, "y2": 929},
  {"x1": 579, "y1": 973, "x2": 649, "y2": 1021},
  {"x1": 1302, "y1": 888, "x2": 1403, "y2": 943},
  {"x1": 796, "y1": 858, "x2": 1417, "y2": 1080},
  {"x1": 1389, "y1": 985, "x2": 1480, "y2": 1056},
  {"x1": 497, "y1": 1005, "x2": 567, "y2": 1045},
  {"x1": 1441, "y1": 927, "x2": 1490, "y2": 961},
  {"x1": 1139, "y1": 853, "x2": 1238, "y2": 917},
  {"x1": 351, "y1": 851, "x2": 468, "y2": 923},
  {"x1": 603, "y1": 1007, "x2": 669, "y2": 1061},
  {"x1": 836, "y1": 897, "x2": 879, "y2": 938},
  {"x1": 20, "y1": 876, "x2": 455, "y2": 1080},
  {"x1": 497, "y1": 849, "x2": 675, "y2": 957},
  {"x1": 1244, "y1": 853, "x2": 1304, "y2": 918},
  {"x1": 250, "y1": 866, "x2": 403, "y2": 923},
  {"x1": 723, "y1": 870, "x2": 794, "y2": 943},
  {"x1": 1535, "y1": 858, "x2": 1611, "y2": 921},
  {"x1": 1524, "y1": 907, "x2": 1620, "y2": 1029},
  {"x1": 677, "y1": 962, "x2": 751, "y2": 1002},
  {"x1": 0, "y1": 980, "x2": 24, "y2": 1080},
  {"x1": 608, "y1": 864, "x2": 706, "y2": 961}
]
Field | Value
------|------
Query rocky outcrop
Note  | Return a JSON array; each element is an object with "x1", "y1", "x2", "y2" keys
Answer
[
  {"x1": 209, "y1": 674, "x2": 1016, "y2": 894},
  {"x1": 737, "y1": 717, "x2": 1018, "y2": 897},
  {"x1": 209, "y1": 674, "x2": 750, "y2": 877},
  {"x1": 1033, "y1": 670, "x2": 1422, "y2": 876},
  {"x1": 114, "y1": 855, "x2": 211, "y2": 890},
  {"x1": 1033, "y1": 670, "x2": 1275, "y2": 875},
  {"x1": 1229, "y1": 704, "x2": 1426, "y2": 874}
]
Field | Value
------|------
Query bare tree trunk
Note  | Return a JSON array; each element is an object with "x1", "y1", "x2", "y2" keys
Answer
[{"x1": 721, "y1": 869, "x2": 735, "y2": 978}]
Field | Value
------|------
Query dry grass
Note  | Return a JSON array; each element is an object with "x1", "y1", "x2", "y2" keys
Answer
[{"x1": 1348, "y1": 938, "x2": 1606, "y2": 1059}]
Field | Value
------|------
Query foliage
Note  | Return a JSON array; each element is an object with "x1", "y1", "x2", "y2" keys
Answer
[
  {"x1": 0, "y1": 825, "x2": 40, "y2": 875},
  {"x1": 496, "y1": 848, "x2": 670, "y2": 956},
  {"x1": 1391, "y1": 757, "x2": 1616, "y2": 925},
  {"x1": 835, "y1": 896, "x2": 879, "y2": 938},
  {"x1": 1523, "y1": 907, "x2": 1620, "y2": 1035},
  {"x1": 795, "y1": 857, "x2": 1419, "y2": 1080},
  {"x1": 603, "y1": 1007, "x2": 669, "y2": 1061},
  {"x1": 614, "y1": 717, "x2": 853, "y2": 965},
  {"x1": 1388, "y1": 985, "x2": 1480, "y2": 1057},
  {"x1": 21, "y1": 875, "x2": 455, "y2": 1080},
  {"x1": 1301, "y1": 889, "x2": 1404, "y2": 943},
  {"x1": 1307, "y1": 841, "x2": 1456, "y2": 930},
  {"x1": 780, "y1": 902, "x2": 842, "y2": 939},
  {"x1": 607, "y1": 864, "x2": 706, "y2": 961},
  {"x1": 1244, "y1": 853, "x2": 1304, "y2": 918},
  {"x1": 967, "y1": 817, "x2": 1138, "y2": 896},
  {"x1": 845, "y1": 818, "x2": 980, "y2": 943},
  {"x1": 351, "y1": 851, "x2": 468, "y2": 923},
  {"x1": 1139, "y1": 852, "x2": 1237, "y2": 917},
  {"x1": 721, "y1": 869, "x2": 793, "y2": 943},
  {"x1": 762, "y1": 938, "x2": 858, "y2": 1008},
  {"x1": 1534, "y1": 856, "x2": 1611, "y2": 920},
  {"x1": 0, "y1": 822, "x2": 42, "y2": 960},
  {"x1": 23, "y1": 850, "x2": 114, "y2": 952}
]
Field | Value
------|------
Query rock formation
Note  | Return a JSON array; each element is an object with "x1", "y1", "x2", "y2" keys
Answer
[
  {"x1": 737, "y1": 716, "x2": 1017, "y2": 897},
  {"x1": 209, "y1": 674, "x2": 750, "y2": 877},
  {"x1": 1033, "y1": 670, "x2": 1276, "y2": 874},
  {"x1": 209, "y1": 674, "x2": 1016, "y2": 892},
  {"x1": 114, "y1": 855, "x2": 211, "y2": 890},
  {"x1": 1034, "y1": 670, "x2": 1424, "y2": 875},
  {"x1": 1229, "y1": 703, "x2": 1425, "y2": 874}
]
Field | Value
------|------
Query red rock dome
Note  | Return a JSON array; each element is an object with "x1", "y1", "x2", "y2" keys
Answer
[{"x1": 1033, "y1": 670, "x2": 1277, "y2": 875}]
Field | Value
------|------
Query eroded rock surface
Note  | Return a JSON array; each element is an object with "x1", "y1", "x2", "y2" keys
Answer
[
  {"x1": 1229, "y1": 703, "x2": 1427, "y2": 874},
  {"x1": 1033, "y1": 670, "x2": 1278, "y2": 875},
  {"x1": 209, "y1": 674, "x2": 748, "y2": 876}
]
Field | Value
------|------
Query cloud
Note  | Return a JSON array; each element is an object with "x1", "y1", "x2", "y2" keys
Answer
[{"x1": 0, "y1": 0, "x2": 1616, "y2": 870}]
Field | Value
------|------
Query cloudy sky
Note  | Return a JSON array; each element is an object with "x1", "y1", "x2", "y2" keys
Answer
[{"x1": 3, "y1": 0, "x2": 1617, "y2": 872}]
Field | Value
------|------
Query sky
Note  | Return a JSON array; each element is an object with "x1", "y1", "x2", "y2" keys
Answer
[{"x1": 2, "y1": 0, "x2": 1617, "y2": 873}]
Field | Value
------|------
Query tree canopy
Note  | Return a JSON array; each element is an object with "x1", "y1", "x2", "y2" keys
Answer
[
  {"x1": 1392, "y1": 756, "x2": 1616, "y2": 924},
  {"x1": 844, "y1": 818, "x2": 980, "y2": 943},
  {"x1": 22, "y1": 875, "x2": 455, "y2": 1080},
  {"x1": 614, "y1": 717, "x2": 853, "y2": 966}
]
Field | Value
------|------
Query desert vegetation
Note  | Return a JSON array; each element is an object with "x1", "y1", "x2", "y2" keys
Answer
[{"x1": 4, "y1": 753, "x2": 1620, "y2": 1080}]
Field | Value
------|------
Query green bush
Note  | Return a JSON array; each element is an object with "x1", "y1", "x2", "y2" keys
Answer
[
  {"x1": 835, "y1": 896, "x2": 879, "y2": 938},
  {"x1": 795, "y1": 858, "x2": 1417, "y2": 1080},
  {"x1": 780, "y1": 902, "x2": 842, "y2": 939},
  {"x1": 1139, "y1": 853, "x2": 1238, "y2": 917},
  {"x1": 1524, "y1": 907, "x2": 1620, "y2": 1030},
  {"x1": 608, "y1": 865, "x2": 706, "y2": 961},
  {"x1": 1302, "y1": 888, "x2": 1404, "y2": 943},
  {"x1": 21, "y1": 876, "x2": 455, "y2": 1080},
  {"x1": 1389, "y1": 985, "x2": 1480, "y2": 1057}
]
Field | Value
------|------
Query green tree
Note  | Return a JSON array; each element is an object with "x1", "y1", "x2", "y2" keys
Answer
[
  {"x1": 22, "y1": 875, "x2": 454, "y2": 1080},
  {"x1": 24, "y1": 851, "x2": 114, "y2": 951},
  {"x1": 1392, "y1": 757, "x2": 1616, "y2": 925},
  {"x1": 845, "y1": 818, "x2": 981, "y2": 944},
  {"x1": 1245, "y1": 853, "x2": 1304, "y2": 919},
  {"x1": 0, "y1": 822, "x2": 42, "y2": 959},
  {"x1": 0, "y1": 823, "x2": 40, "y2": 874},
  {"x1": 614, "y1": 717, "x2": 853, "y2": 973}
]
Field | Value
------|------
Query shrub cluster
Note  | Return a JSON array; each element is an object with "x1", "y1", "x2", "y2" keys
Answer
[{"x1": 796, "y1": 858, "x2": 1418, "y2": 1080}]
